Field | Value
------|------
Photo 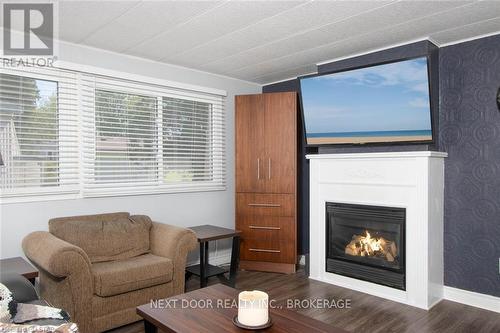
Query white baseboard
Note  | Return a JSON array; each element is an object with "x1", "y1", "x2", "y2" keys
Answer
[{"x1": 443, "y1": 286, "x2": 500, "y2": 313}]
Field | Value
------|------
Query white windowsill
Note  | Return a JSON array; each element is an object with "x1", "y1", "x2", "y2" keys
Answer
[{"x1": 0, "y1": 185, "x2": 227, "y2": 204}]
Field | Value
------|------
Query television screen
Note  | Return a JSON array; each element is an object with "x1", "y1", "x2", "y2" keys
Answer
[{"x1": 299, "y1": 57, "x2": 433, "y2": 145}]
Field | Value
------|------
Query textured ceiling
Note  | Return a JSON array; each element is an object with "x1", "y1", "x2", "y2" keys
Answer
[{"x1": 57, "y1": 0, "x2": 500, "y2": 84}]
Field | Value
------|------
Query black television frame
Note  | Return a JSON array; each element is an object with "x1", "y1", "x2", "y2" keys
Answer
[{"x1": 298, "y1": 55, "x2": 436, "y2": 148}]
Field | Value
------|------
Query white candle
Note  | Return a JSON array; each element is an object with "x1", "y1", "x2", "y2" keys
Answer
[{"x1": 238, "y1": 290, "x2": 269, "y2": 327}]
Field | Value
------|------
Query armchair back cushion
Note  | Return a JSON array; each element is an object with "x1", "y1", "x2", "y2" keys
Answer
[{"x1": 49, "y1": 212, "x2": 152, "y2": 263}]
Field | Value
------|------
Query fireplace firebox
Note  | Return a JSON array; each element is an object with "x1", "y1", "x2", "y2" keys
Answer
[{"x1": 326, "y1": 202, "x2": 406, "y2": 290}]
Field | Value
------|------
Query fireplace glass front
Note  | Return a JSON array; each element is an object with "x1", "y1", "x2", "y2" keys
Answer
[{"x1": 326, "y1": 202, "x2": 406, "y2": 290}]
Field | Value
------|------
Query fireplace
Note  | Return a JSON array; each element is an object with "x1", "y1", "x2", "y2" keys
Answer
[
  {"x1": 326, "y1": 202, "x2": 406, "y2": 290},
  {"x1": 308, "y1": 152, "x2": 446, "y2": 309}
]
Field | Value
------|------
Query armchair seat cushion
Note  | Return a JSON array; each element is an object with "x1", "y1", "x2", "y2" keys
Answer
[{"x1": 92, "y1": 254, "x2": 173, "y2": 297}]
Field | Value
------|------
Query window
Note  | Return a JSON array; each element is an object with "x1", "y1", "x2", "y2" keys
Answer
[
  {"x1": 0, "y1": 70, "x2": 79, "y2": 197},
  {"x1": 94, "y1": 90, "x2": 158, "y2": 186},
  {"x1": 159, "y1": 94, "x2": 225, "y2": 191},
  {"x1": 0, "y1": 68, "x2": 226, "y2": 200},
  {"x1": 163, "y1": 97, "x2": 213, "y2": 183}
]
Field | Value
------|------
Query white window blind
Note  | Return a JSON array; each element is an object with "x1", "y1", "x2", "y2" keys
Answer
[
  {"x1": 82, "y1": 76, "x2": 226, "y2": 196},
  {"x1": 93, "y1": 89, "x2": 158, "y2": 186},
  {"x1": 162, "y1": 97, "x2": 225, "y2": 185},
  {"x1": 0, "y1": 68, "x2": 79, "y2": 197},
  {"x1": 0, "y1": 66, "x2": 226, "y2": 199}
]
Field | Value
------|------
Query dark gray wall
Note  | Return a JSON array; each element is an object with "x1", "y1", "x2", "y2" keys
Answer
[
  {"x1": 263, "y1": 36, "x2": 500, "y2": 297},
  {"x1": 439, "y1": 34, "x2": 500, "y2": 297}
]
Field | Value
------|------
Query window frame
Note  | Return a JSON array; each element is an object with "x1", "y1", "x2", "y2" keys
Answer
[{"x1": 0, "y1": 65, "x2": 227, "y2": 202}]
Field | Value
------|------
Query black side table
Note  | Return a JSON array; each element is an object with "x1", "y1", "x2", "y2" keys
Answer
[
  {"x1": 0, "y1": 257, "x2": 38, "y2": 285},
  {"x1": 186, "y1": 225, "x2": 241, "y2": 288}
]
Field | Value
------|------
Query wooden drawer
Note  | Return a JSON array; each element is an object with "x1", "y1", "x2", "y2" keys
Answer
[
  {"x1": 237, "y1": 216, "x2": 295, "y2": 241},
  {"x1": 240, "y1": 238, "x2": 295, "y2": 264},
  {"x1": 236, "y1": 193, "x2": 294, "y2": 217}
]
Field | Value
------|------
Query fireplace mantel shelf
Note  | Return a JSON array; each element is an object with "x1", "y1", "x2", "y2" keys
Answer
[
  {"x1": 306, "y1": 151, "x2": 448, "y2": 160},
  {"x1": 308, "y1": 151, "x2": 446, "y2": 310}
]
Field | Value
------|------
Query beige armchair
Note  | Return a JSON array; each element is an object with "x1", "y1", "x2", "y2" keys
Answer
[{"x1": 22, "y1": 212, "x2": 197, "y2": 333}]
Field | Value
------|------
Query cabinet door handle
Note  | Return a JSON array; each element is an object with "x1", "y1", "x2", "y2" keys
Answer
[
  {"x1": 249, "y1": 225, "x2": 281, "y2": 230},
  {"x1": 257, "y1": 158, "x2": 260, "y2": 180},
  {"x1": 268, "y1": 158, "x2": 271, "y2": 179},
  {"x1": 247, "y1": 203, "x2": 281, "y2": 207},
  {"x1": 249, "y1": 248, "x2": 281, "y2": 253}
]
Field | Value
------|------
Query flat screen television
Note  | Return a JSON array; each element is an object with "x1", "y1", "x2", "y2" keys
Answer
[{"x1": 299, "y1": 56, "x2": 433, "y2": 146}]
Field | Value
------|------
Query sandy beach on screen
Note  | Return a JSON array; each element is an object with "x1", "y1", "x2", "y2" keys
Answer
[{"x1": 307, "y1": 135, "x2": 432, "y2": 145}]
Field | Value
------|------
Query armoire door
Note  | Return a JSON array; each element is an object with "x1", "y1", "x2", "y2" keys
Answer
[
  {"x1": 263, "y1": 92, "x2": 296, "y2": 194},
  {"x1": 235, "y1": 94, "x2": 265, "y2": 193}
]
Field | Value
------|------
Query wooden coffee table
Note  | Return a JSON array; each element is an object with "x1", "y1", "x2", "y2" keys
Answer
[{"x1": 137, "y1": 284, "x2": 347, "y2": 333}]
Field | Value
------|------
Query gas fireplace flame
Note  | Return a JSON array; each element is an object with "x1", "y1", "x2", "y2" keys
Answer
[
  {"x1": 345, "y1": 230, "x2": 397, "y2": 262},
  {"x1": 362, "y1": 231, "x2": 381, "y2": 251}
]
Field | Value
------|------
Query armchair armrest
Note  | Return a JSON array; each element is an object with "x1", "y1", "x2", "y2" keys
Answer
[
  {"x1": 22, "y1": 231, "x2": 91, "y2": 279},
  {"x1": 150, "y1": 222, "x2": 197, "y2": 294},
  {"x1": 22, "y1": 232, "x2": 94, "y2": 333}
]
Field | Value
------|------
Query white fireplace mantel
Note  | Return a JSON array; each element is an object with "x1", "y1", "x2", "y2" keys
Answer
[{"x1": 307, "y1": 151, "x2": 447, "y2": 310}]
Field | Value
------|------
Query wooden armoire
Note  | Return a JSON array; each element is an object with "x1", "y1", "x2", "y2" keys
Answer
[{"x1": 235, "y1": 92, "x2": 297, "y2": 274}]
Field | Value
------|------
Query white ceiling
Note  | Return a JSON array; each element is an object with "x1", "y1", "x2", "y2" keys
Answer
[{"x1": 58, "y1": 0, "x2": 500, "y2": 84}]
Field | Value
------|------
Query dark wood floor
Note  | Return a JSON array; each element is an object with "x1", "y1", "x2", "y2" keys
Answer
[{"x1": 108, "y1": 268, "x2": 500, "y2": 333}]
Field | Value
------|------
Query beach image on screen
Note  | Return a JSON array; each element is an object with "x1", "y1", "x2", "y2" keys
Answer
[{"x1": 300, "y1": 57, "x2": 432, "y2": 145}]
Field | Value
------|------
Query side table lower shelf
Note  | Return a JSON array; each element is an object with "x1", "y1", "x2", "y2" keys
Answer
[{"x1": 186, "y1": 264, "x2": 227, "y2": 278}]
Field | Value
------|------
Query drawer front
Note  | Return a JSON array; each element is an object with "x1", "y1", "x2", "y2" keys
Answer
[
  {"x1": 236, "y1": 193, "x2": 295, "y2": 217},
  {"x1": 240, "y1": 238, "x2": 295, "y2": 264},
  {"x1": 237, "y1": 216, "x2": 295, "y2": 241}
]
